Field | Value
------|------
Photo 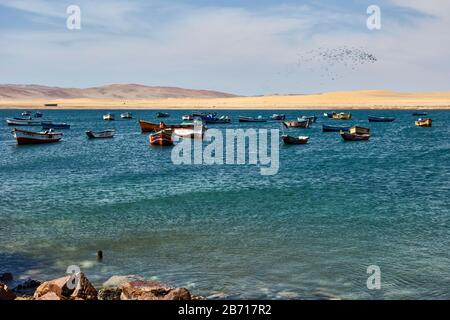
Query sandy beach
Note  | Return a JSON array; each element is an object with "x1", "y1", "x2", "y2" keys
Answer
[{"x1": 1, "y1": 90, "x2": 450, "y2": 110}]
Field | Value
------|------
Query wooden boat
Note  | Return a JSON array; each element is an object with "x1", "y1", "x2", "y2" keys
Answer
[
  {"x1": 121, "y1": 112, "x2": 133, "y2": 119},
  {"x1": 86, "y1": 130, "x2": 115, "y2": 139},
  {"x1": 322, "y1": 125, "x2": 351, "y2": 132},
  {"x1": 139, "y1": 120, "x2": 195, "y2": 133},
  {"x1": 271, "y1": 114, "x2": 286, "y2": 120},
  {"x1": 368, "y1": 116, "x2": 395, "y2": 122},
  {"x1": 349, "y1": 126, "x2": 370, "y2": 134},
  {"x1": 12, "y1": 128, "x2": 63, "y2": 145},
  {"x1": 282, "y1": 135, "x2": 309, "y2": 145},
  {"x1": 239, "y1": 116, "x2": 267, "y2": 123},
  {"x1": 34, "y1": 112, "x2": 43, "y2": 118},
  {"x1": 156, "y1": 112, "x2": 170, "y2": 118},
  {"x1": 333, "y1": 112, "x2": 352, "y2": 120},
  {"x1": 182, "y1": 115, "x2": 193, "y2": 121},
  {"x1": 41, "y1": 122, "x2": 71, "y2": 129},
  {"x1": 283, "y1": 120, "x2": 311, "y2": 129},
  {"x1": 150, "y1": 130, "x2": 173, "y2": 146},
  {"x1": 415, "y1": 118, "x2": 432, "y2": 127},
  {"x1": 340, "y1": 132, "x2": 370, "y2": 141},
  {"x1": 6, "y1": 118, "x2": 42, "y2": 126},
  {"x1": 103, "y1": 113, "x2": 115, "y2": 121},
  {"x1": 413, "y1": 112, "x2": 428, "y2": 116},
  {"x1": 298, "y1": 116, "x2": 317, "y2": 123}
]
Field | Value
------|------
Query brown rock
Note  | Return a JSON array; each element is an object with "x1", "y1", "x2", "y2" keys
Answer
[
  {"x1": 98, "y1": 288, "x2": 122, "y2": 300},
  {"x1": 36, "y1": 292, "x2": 63, "y2": 301},
  {"x1": 0, "y1": 283, "x2": 16, "y2": 301},
  {"x1": 119, "y1": 280, "x2": 191, "y2": 300},
  {"x1": 33, "y1": 273, "x2": 97, "y2": 300},
  {"x1": 163, "y1": 288, "x2": 191, "y2": 300}
]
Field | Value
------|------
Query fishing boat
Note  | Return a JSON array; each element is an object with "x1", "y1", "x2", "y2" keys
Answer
[
  {"x1": 34, "y1": 112, "x2": 43, "y2": 118},
  {"x1": 41, "y1": 122, "x2": 71, "y2": 129},
  {"x1": 368, "y1": 116, "x2": 395, "y2": 122},
  {"x1": 323, "y1": 112, "x2": 334, "y2": 118},
  {"x1": 139, "y1": 120, "x2": 194, "y2": 133},
  {"x1": 415, "y1": 118, "x2": 432, "y2": 127},
  {"x1": 283, "y1": 120, "x2": 311, "y2": 129},
  {"x1": 156, "y1": 112, "x2": 170, "y2": 118},
  {"x1": 413, "y1": 112, "x2": 428, "y2": 116},
  {"x1": 322, "y1": 125, "x2": 351, "y2": 132},
  {"x1": 86, "y1": 130, "x2": 115, "y2": 139},
  {"x1": 340, "y1": 132, "x2": 370, "y2": 141},
  {"x1": 271, "y1": 114, "x2": 286, "y2": 120},
  {"x1": 200, "y1": 114, "x2": 231, "y2": 124},
  {"x1": 239, "y1": 116, "x2": 267, "y2": 123},
  {"x1": 121, "y1": 112, "x2": 133, "y2": 119},
  {"x1": 298, "y1": 116, "x2": 317, "y2": 123},
  {"x1": 150, "y1": 130, "x2": 174, "y2": 146},
  {"x1": 6, "y1": 118, "x2": 42, "y2": 126},
  {"x1": 12, "y1": 128, "x2": 63, "y2": 145},
  {"x1": 182, "y1": 115, "x2": 193, "y2": 121},
  {"x1": 349, "y1": 126, "x2": 370, "y2": 134},
  {"x1": 333, "y1": 112, "x2": 352, "y2": 120},
  {"x1": 173, "y1": 126, "x2": 206, "y2": 139},
  {"x1": 281, "y1": 135, "x2": 309, "y2": 145},
  {"x1": 103, "y1": 113, "x2": 115, "y2": 121},
  {"x1": 22, "y1": 111, "x2": 32, "y2": 117}
]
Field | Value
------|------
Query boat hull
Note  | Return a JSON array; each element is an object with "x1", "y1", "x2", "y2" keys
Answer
[
  {"x1": 282, "y1": 135, "x2": 309, "y2": 145},
  {"x1": 340, "y1": 132, "x2": 370, "y2": 141},
  {"x1": 86, "y1": 130, "x2": 115, "y2": 139},
  {"x1": 6, "y1": 118, "x2": 42, "y2": 126},
  {"x1": 368, "y1": 116, "x2": 395, "y2": 122},
  {"x1": 239, "y1": 117, "x2": 267, "y2": 123},
  {"x1": 283, "y1": 120, "x2": 311, "y2": 129},
  {"x1": 322, "y1": 125, "x2": 350, "y2": 132},
  {"x1": 12, "y1": 129, "x2": 63, "y2": 145},
  {"x1": 150, "y1": 131, "x2": 174, "y2": 146},
  {"x1": 415, "y1": 119, "x2": 432, "y2": 127}
]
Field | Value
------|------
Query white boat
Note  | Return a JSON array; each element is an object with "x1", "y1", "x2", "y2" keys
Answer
[
  {"x1": 121, "y1": 112, "x2": 132, "y2": 119},
  {"x1": 12, "y1": 128, "x2": 63, "y2": 145},
  {"x1": 182, "y1": 115, "x2": 193, "y2": 121},
  {"x1": 6, "y1": 118, "x2": 42, "y2": 126},
  {"x1": 103, "y1": 113, "x2": 115, "y2": 121},
  {"x1": 86, "y1": 130, "x2": 115, "y2": 139}
]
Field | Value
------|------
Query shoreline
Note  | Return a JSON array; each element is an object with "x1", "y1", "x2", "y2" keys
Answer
[{"x1": 1, "y1": 90, "x2": 450, "y2": 110}]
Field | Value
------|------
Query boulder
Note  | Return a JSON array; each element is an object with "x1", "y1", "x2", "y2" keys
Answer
[
  {"x1": 119, "y1": 280, "x2": 191, "y2": 300},
  {"x1": 98, "y1": 288, "x2": 122, "y2": 301},
  {"x1": 0, "y1": 273, "x2": 13, "y2": 282},
  {"x1": 36, "y1": 292, "x2": 63, "y2": 301},
  {"x1": 34, "y1": 273, "x2": 97, "y2": 300},
  {"x1": 14, "y1": 279, "x2": 42, "y2": 295},
  {"x1": 0, "y1": 283, "x2": 16, "y2": 301},
  {"x1": 102, "y1": 275, "x2": 143, "y2": 288}
]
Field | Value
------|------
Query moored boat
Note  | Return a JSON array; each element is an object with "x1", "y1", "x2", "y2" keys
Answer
[
  {"x1": 22, "y1": 111, "x2": 32, "y2": 117},
  {"x1": 413, "y1": 112, "x2": 428, "y2": 116},
  {"x1": 298, "y1": 116, "x2": 317, "y2": 123},
  {"x1": 322, "y1": 125, "x2": 351, "y2": 132},
  {"x1": 324, "y1": 112, "x2": 334, "y2": 118},
  {"x1": 200, "y1": 113, "x2": 231, "y2": 124},
  {"x1": 239, "y1": 116, "x2": 267, "y2": 123},
  {"x1": 182, "y1": 115, "x2": 193, "y2": 121},
  {"x1": 6, "y1": 118, "x2": 42, "y2": 126},
  {"x1": 12, "y1": 128, "x2": 63, "y2": 145},
  {"x1": 340, "y1": 132, "x2": 370, "y2": 141},
  {"x1": 333, "y1": 112, "x2": 352, "y2": 120},
  {"x1": 86, "y1": 130, "x2": 115, "y2": 139},
  {"x1": 121, "y1": 112, "x2": 133, "y2": 119},
  {"x1": 103, "y1": 113, "x2": 115, "y2": 121},
  {"x1": 271, "y1": 114, "x2": 286, "y2": 120},
  {"x1": 349, "y1": 126, "x2": 370, "y2": 135},
  {"x1": 415, "y1": 118, "x2": 432, "y2": 127},
  {"x1": 139, "y1": 120, "x2": 195, "y2": 133},
  {"x1": 41, "y1": 122, "x2": 71, "y2": 129},
  {"x1": 283, "y1": 120, "x2": 311, "y2": 129},
  {"x1": 173, "y1": 126, "x2": 206, "y2": 139},
  {"x1": 34, "y1": 112, "x2": 43, "y2": 118},
  {"x1": 282, "y1": 135, "x2": 309, "y2": 145},
  {"x1": 156, "y1": 112, "x2": 170, "y2": 118},
  {"x1": 368, "y1": 116, "x2": 395, "y2": 122},
  {"x1": 150, "y1": 130, "x2": 174, "y2": 146}
]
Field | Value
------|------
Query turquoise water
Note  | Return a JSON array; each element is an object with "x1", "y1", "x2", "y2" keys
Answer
[{"x1": 1, "y1": 109, "x2": 449, "y2": 299}]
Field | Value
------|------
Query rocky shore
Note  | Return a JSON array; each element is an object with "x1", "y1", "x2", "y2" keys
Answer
[{"x1": 0, "y1": 272, "x2": 199, "y2": 301}]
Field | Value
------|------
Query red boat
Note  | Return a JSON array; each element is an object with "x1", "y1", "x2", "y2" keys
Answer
[
  {"x1": 340, "y1": 132, "x2": 370, "y2": 141},
  {"x1": 12, "y1": 128, "x2": 63, "y2": 145},
  {"x1": 150, "y1": 130, "x2": 174, "y2": 146}
]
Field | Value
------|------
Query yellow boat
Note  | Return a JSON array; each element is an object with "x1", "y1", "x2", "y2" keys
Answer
[
  {"x1": 333, "y1": 112, "x2": 352, "y2": 120},
  {"x1": 415, "y1": 118, "x2": 432, "y2": 127}
]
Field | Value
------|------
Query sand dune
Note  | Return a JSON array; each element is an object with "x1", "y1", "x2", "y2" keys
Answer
[{"x1": 0, "y1": 89, "x2": 449, "y2": 110}]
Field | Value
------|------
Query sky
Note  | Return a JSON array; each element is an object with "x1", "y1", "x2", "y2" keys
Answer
[{"x1": 0, "y1": 0, "x2": 449, "y2": 95}]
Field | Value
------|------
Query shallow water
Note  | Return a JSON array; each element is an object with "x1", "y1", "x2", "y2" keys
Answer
[{"x1": 1, "y1": 109, "x2": 449, "y2": 299}]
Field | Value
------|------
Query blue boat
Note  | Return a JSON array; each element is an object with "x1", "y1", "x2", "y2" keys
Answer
[
  {"x1": 156, "y1": 112, "x2": 170, "y2": 118},
  {"x1": 298, "y1": 116, "x2": 317, "y2": 123},
  {"x1": 200, "y1": 113, "x2": 231, "y2": 124},
  {"x1": 322, "y1": 125, "x2": 351, "y2": 132},
  {"x1": 368, "y1": 116, "x2": 395, "y2": 122},
  {"x1": 41, "y1": 122, "x2": 71, "y2": 129}
]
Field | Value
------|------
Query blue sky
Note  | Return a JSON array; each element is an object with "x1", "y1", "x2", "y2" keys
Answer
[{"x1": 0, "y1": 0, "x2": 449, "y2": 95}]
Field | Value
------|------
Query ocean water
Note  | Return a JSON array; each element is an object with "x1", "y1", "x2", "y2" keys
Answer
[{"x1": 1, "y1": 109, "x2": 449, "y2": 300}]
